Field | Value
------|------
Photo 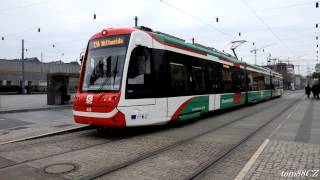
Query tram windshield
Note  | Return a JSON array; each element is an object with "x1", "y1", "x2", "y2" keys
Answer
[{"x1": 82, "y1": 35, "x2": 129, "y2": 92}]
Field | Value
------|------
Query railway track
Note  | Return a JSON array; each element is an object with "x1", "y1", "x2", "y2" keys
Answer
[
  {"x1": 0, "y1": 125, "x2": 91, "y2": 146},
  {"x1": 0, "y1": 94, "x2": 299, "y2": 179},
  {"x1": 78, "y1": 96, "x2": 301, "y2": 180},
  {"x1": 0, "y1": 126, "x2": 168, "y2": 170},
  {"x1": 184, "y1": 96, "x2": 302, "y2": 180}
]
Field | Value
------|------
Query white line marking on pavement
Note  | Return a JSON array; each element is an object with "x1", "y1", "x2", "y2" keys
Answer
[
  {"x1": 0, "y1": 118, "x2": 5, "y2": 121},
  {"x1": 234, "y1": 139, "x2": 270, "y2": 180},
  {"x1": 234, "y1": 100, "x2": 302, "y2": 180}
]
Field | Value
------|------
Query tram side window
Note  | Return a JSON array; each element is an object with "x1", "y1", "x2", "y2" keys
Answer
[
  {"x1": 251, "y1": 72, "x2": 265, "y2": 91},
  {"x1": 222, "y1": 67, "x2": 232, "y2": 93},
  {"x1": 232, "y1": 67, "x2": 245, "y2": 92},
  {"x1": 126, "y1": 46, "x2": 153, "y2": 99},
  {"x1": 170, "y1": 62, "x2": 189, "y2": 96},
  {"x1": 151, "y1": 49, "x2": 168, "y2": 98},
  {"x1": 251, "y1": 72, "x2": 258, "y2": 90},
  {"x1": 272, "y1": 76, "x2": 278, "y2": 89},
  {"x1": 206, "y1": 63, "x2": 221, "y2": 94},
  {"x1": 191, "y1": 65, "x2": 206, "y2": 94},
  {"x1": 247, "y1": 71, "x2": 253, "y2": 91},
  {"x1": 265, "y1": 75, "x2": 271, "y2": 90}
]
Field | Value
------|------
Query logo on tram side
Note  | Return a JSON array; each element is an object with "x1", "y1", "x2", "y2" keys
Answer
[
  {"x1": 234, "y1": 92, "x2": 242, "y2": 103},
  {"x1": 86, "y1": 95, "x2": 93, "y2": 104},
  {"x1": 221, "y1": 98, "x2": 233, "y2": 104}
]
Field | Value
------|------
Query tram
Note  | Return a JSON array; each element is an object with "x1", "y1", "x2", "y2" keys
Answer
[{"x1": 72, "y1": 26, "x2": 283, "y2": 127}]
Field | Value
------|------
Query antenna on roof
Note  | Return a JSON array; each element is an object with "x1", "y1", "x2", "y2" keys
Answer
[
  {"x1": 134, "y1": 16, "x2": 138, "y2": 27},
  {"x1": 136, "y1": 26, "x2": 153, "y2": 32}
]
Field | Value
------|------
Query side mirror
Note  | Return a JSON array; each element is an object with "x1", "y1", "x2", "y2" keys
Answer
[
  {"x1": 79, "y1": 47, "x2": 86, "y2": 64},
  {"x1": 80, "y1": 55, "x2": 84, "y2": 63}
]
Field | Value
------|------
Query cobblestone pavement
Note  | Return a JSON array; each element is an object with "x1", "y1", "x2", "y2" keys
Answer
[
  {"x1": 243, "y1": 140, "x2": 320, "y2": 180},
  {"x1": 236, "y1": 97, "x2": 320, "y2": 180}
]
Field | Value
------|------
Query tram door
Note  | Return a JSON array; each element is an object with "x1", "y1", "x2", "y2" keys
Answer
[{"x1": 122, "y1": 42, "x2": 167, "y2": 125}]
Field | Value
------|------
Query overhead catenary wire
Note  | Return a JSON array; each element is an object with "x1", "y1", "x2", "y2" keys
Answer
[
  {"x1": 159, "y1": 0, "x2": 233, "y2": 39},
  {"x1": 2, "y1": 27, "x2": 40, "y2": 39},
  {"x1": 0, "y1": 0, "x2": 56, "y2": 13},
  {"x1": 207, "y1": 1, "x2": 314, "y2": 19},
  {"x1": 2, "y1": 0, "x2": 150, "y2": 39},
  {"x1": 241, "y1": 0, "x2": 295, "y2": 56}
]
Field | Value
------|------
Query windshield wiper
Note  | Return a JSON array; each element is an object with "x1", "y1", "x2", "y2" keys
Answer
[{"x1": 112, "y1": 56, "x2": 119, "y2": 89}]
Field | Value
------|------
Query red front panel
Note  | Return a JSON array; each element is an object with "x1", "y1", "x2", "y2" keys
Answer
[
  {"x1": 73, "y1": 92, "x2": 126, "y2": 127},
  {"x1": 73, "y1": 110, "x2": 126, "y2": 127}
]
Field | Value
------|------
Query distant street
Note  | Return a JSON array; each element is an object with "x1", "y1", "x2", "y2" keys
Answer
[
  {"x1": 0, "y1": 94, "x2": 72, "y2": 113},
  {"x1": 0, "y1": 94, "x2": 47, "y2": 111}
]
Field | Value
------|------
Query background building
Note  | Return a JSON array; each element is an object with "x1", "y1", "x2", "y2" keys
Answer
[
  {"x1": 0, "y1": 58, "x2": 80, "y2": 93},
  {"x1": 315, "y1": 63, "x2": 320, "y2": 73},
  {"x1": 294, "y1": 74, "x2": 306, "y2": 90}
]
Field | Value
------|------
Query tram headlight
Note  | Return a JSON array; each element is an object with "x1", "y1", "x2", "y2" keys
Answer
[
  {"x1": 102, "y1": 29, "x2": 107, "y2": 36},
  {"x1": 108, "y1": 96, "x2": 118, "y2": 102},
  {"x1": 102, "y1": 95, "x2": 118, "y2": 103}
]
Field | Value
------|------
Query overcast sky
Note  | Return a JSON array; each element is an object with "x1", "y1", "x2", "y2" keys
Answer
[{"x1": 0, "y1": 0, "x2": 319, "y2": 75}]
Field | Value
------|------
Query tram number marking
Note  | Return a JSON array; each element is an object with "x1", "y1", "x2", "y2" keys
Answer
[
  {"x1": 221, "y1": 98, "x2": 233, "y2": 104},
  {"x1": 86, "y1": 95, "x2": 93, "y2": 104}
]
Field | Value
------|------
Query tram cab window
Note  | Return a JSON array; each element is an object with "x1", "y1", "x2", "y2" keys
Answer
[{"x1": 126, "y1": 46, "x2": 153, "y2": 99}]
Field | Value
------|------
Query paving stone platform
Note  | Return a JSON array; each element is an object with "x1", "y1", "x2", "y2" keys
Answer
[{"x1": 242, "y1": 140, "x2": 320, "y2": 179}]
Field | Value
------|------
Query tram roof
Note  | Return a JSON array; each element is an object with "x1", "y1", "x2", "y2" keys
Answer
[
  {"x1": 150, "y1": 31, "x2": 241, "y2": 64},
  {"x1": 150, "y1": 31, "x2": 273, "y2": 73},
  {"x1": 89, "y1": 27, "x2": 278, "y2": 75}
]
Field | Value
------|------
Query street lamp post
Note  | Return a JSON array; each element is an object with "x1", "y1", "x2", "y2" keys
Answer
[{"x1": 21, "y1": 39, "x2": 25, "y2": 94}]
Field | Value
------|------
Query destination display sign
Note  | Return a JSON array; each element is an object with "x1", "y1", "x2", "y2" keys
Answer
[
  {"x1": 89, "y1": 35, "x2": 129, "y2": 50},
  {"x1": 92, "y1": 37, "x2": 124, "y2": 48}
]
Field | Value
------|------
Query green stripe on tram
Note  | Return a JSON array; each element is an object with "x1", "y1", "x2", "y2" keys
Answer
[
  {"x1": 247, "y1": 90, "x2": 272, "y2": 102},
  {"x1": 177, "y1": 96, "x2": 209, "y2": 121},
  {"x1": 175, "y1": 90, "x2": 272, "y2": 122},
  {"x1": 220, "y1": 93, "x2": 246, "y2": 109}
]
